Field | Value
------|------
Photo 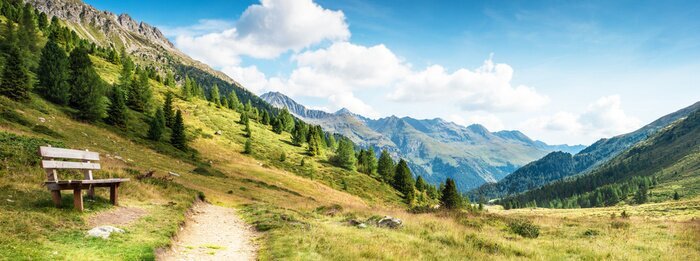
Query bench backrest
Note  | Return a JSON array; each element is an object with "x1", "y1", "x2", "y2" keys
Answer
[{"x1": 39, "y1": 146, "x2": 100, "y2": 182}]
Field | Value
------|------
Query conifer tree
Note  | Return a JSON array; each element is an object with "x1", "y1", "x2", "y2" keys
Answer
[
  {"x1": 170, "y1": 110, "x2": 186, "y2": 150},
  {"x1": 181, "y1": 75, "x2": 192, "y2": 101},
  {"x1": 163, "y1": 92, "x2": 174, "y2": 128},
  {"x1": 228, "y1": 91, "x2": 240, "y2": 110},
  {"x1": 245, "y1": 117, "x2": 252, "y2": 137},
  {"x1": 307, "y1": 126, "x2": 322, "y2": 156},
  {"x1": 105, "y1": 85, "x2": 128, "y2": 128},
  {"x1": 393, "y1": 159, "x2": 415, "y2": 203},
  {"x1": 326, "y1": 133, "x2": 337, "y2": 149},
  {"x1": 416, "y1": 176, "x2": 427, "y2": 192},
  {"x1": 278, "y1": 107, "x2": 295, "y2": 132},
  {"x1": 377, "y1": 149, "x2": 395, "y2": 183},
  {"x1": 209, "y1": 84, "x2": 220, "y2": 106},
  {"x1": 148, "y1": 108, "x2": 166, "y2": 141},
  {"x1": 261, "y1": 110, "x2": 270, "y2": 125},
  {"x1": 0, "y1": 41, "x2": 30, "y2": 100},
  {"x1": 333, "y1": 138, "x2": 356, "y2": 170},
  {"x1": 673, "y1": 191, "x2": 680, "y2": 200},
  {"x1": 291, "y1": 123, "x2": 307, "y2": 146},
  {"x1": 244, "y1": 138, "x2": 252, "y2": 154},
  {"x1": 127, "y1": 68, "x2": 152, "y2": 112},
  {"x1": 37, "y1": 38, "x2": 70, "y2": 104},
  {"x1": 272, "y1": 117, "x2": 284, "y2": 134},
  {"x1": 68, "y1": 47, "x2": 106, "y2": 121},
  {"x1": 18, "y1": 3, "x2": 37, "y2": 53},
  {"x1": 37, "y1": 12, "x2": 48, "y2": 31},
  {"x1": 440, "y1": 178, "x2": 462, "y2": 209},
  {"x1": 634, "y1": 183, "x2": 648, "y2": 204}
]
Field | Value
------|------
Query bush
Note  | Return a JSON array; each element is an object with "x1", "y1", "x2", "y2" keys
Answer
[
  {"x1": 583, "y1": 229, "x2": 600, "y2": 237},
  {"x1": 507, "y1": 219, "x2": 540, "y2": 238},
  {"x1": 610, "y1": 221, "x2": 630, "y2": 229},
  {"x1": 279, "y1": 151, "x2": 286, "y2": 162}
]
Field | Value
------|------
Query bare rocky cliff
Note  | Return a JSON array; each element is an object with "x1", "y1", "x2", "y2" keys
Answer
[{"x1": 26, "y1": 0, "x2": 236, "y2": 84}]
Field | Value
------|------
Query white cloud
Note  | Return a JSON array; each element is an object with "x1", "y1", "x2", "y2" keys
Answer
[
  {"x1": 173, "y1": 0, "x2": 349, "y2": 67},
  {"x1": 160, "y1": 19, "x2": 234, "y2": 37},
  {"x1": 522, "y1": 95, "x2": 641, "y2": 143},
  {"x1": 221, "y1": 65, "x2": 269, "y2": 94},
  {"x1": 388, "y1": 58, "x2": 549, "y2": 112}
]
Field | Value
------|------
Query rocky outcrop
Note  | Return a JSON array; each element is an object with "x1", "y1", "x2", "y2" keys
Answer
[{"x1": 26, "y1": 0, "x2": 174, "y2": 50}]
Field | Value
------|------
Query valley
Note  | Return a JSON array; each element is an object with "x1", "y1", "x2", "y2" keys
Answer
[{"x1": 0, "y1": 0, "x2": 698, "y2": 260}]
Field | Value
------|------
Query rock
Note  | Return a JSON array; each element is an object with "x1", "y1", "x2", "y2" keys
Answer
[
  {"x1": 377, "y1": 216, "x2": 402, "y2": 229},
  {"x1": 214, "y1": 130, "x2": 223, "y2": 135},
  {"x1": 357, "y1": 223, "x2": 368, "y2": 229},
  {"x1": 168, "y1": 171, "x2": 181, "y2": 177},
  {"x1": 87, "y1": 226, "x2": 125, "y2": 239},
  {"x1": 38, "y1": 117, "x2": 46, "y2": 123}
]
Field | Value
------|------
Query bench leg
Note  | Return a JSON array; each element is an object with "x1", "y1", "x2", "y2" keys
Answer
[
  {"x1": 50, "y1": 190, "x2": 61, "y2": 207},
  {"x1": 87, "y1": 185, "x2": 95, "y2": 199},
  {"x1": 110, "y1": 184, "x2": 119, "y2": 206},
  {"x1": 73, "y1": 188, "x2": 83, "y2": 211}
]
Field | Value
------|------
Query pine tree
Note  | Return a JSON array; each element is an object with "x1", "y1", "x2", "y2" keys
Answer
[
  {"x1": 673, "y1": 191, "x2": 680, "y2": 200},
  {"x1": 127, "y1": 68, "x2": 152, "y2": 112},
  {"x1": 228, "y1": 91, "x2": 240, "y2": 110},
  {"x1": 261, "y1": 110, "x2": 270, "y2": 125},
  {"x1": 0, "y1": 43, "x2": 30, "y2": 100},
  {"x1": 209, "y1": 84, "x2": 220, "y2": 106},
  {"x1": 291, "y1": 123, "x2": 307, "y2": 146},
  {"x1": 105, "y1": 85, "x2": 128, "y2": 128},
  {"x1": 37, "y1": 38, "x2": 70, "y2": 104},
  {"x1": 37, "y1": 12, "x2": 48, "y2": 31},
  {"x1": 68, "y1": 47, "x2": 106, "y2": 121},
  {"x1": 326, "y1": 134, "x2": 337, "y2": 149},
  {"x1": 634, "y1": 183, "x2": 648, "y2": 204},
  {"x1": 333, "y1": 138, "x2": 356, "y2": 170},
  {"x1": 148, "y1": 108, "x2": 166, "y2": 141},
  {"x1": 244, "y1": 138, "x2": 252, "y2": 154},
  {"x1": 393, "y1": 159, "x2": 415, "y2": 203},
  {"x1": 18, "y1": 3, "x2": 37, "y2": 53},
  {"x1": 415, "y1": 176, "x2": 427, "y2": 192},
  {"x1": 440, "y1": 178, "x2": 462, "y2": 209},
  {"x1": 181, "y1": 75, "x2": 192, "y2": 100},
  {"x1": 163, "y1": 92, "x2": 174, "y2": 128},
  {"x1": 170, "y1": 110, "x2": 187, "y2": 150},
  {"x1": 307, "y1": 126, "x2": 322, "y2": 156},
  {"x1": 377, "y1": 149, "x2": 395, "y2": 183},
  {"x1": 272, "y1": 117, "x2": 284, "y2": 134},
  {"x1": 245, "y1": 117, "x2": 252, "y2": 138},
  {"x1": 278, "y1": 107, "x2": 295, "y2": 132}
]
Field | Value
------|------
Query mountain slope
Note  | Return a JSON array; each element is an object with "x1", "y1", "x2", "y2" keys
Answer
[
  {"x1": 470, "y1": 101, "x2": 700, "y2": 200},
  {"x1": 261, "y1": 91, "x2": 582, "y2": 191},
  {"x1": 501, "y1": 105, "x2": 700, "y2": 208}
]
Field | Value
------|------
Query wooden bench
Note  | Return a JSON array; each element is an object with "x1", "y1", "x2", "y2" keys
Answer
[{"x1": 39, "y1": 146, "x2": 129, "y2": 211}]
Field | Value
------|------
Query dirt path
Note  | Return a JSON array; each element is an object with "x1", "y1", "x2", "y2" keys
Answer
[{"x1": 157, "y1": 203, "x2": 257, "y2": 261}]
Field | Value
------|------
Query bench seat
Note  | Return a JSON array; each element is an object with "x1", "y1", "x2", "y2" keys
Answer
[{"x1": 45, "y1": 178, "x2": 130, "y2": 190}]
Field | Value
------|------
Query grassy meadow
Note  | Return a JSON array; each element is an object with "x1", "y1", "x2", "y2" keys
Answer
[{"x1": 0, "y1": 52, "x2": 698, "y2": 260}]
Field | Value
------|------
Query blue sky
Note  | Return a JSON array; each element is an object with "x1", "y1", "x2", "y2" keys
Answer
[{"x1": 85, "y1": 0, "x2": 700, "y2": 145}]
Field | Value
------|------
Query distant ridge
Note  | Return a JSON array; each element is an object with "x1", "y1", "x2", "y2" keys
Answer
[{"x1": 261, "y1": 91, "x2": 584, "y2": 191}]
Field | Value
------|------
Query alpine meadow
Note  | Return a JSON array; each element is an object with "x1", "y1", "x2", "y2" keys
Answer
[{"x1": 0, "y1": 0, "x2": 698, "y2": 260}]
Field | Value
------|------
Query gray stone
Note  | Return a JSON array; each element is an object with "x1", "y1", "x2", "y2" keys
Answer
[
  {"x1": 357, "y1": 223, "x2": 368, "y2": 229},
  {"x1": 215, "y1": 130, "x2": 223, "y2": 135},
  {"x1": 377, "y1": 216, "x2": 402, "y2": 229},
  {"x1": 87, "y1": 226, "x2": 125, "y2": 239}
]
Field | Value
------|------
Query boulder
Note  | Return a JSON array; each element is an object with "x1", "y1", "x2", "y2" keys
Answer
[
  {"x1": 215, "y1": 130, "x2": 223, "y2": 135},
  {"x1": 357, "y1": 223, "x2": 368, "y2": 229},
  {"x1": 377, "y1": 216, "x2": 402, "y2": 229},
  {"x1": 87, "y1": 226, "x2": 125, "y2": 239}
]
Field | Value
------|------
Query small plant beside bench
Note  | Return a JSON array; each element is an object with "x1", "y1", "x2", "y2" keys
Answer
[{"x1": 39, "y1": 146, "x2": 129, "y2": 211}]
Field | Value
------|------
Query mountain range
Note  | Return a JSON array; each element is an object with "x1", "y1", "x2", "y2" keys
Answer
[
  {"x1": 469, "y1": 101, "x2": 700, "y2": 200},
  {"x1": 261, "y1": 91, "x2": 584, "y2": 191}
]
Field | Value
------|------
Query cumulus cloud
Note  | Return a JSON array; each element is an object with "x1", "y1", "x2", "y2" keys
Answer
[
  {"x1": 522, "y1": 95, "x2": 641, "y2": 142},
  {"x1": 389, "y1": 58, "x2": 549, "y2": 112},
  {"x1": 173, "y1": 0, "x2": 349, "y2": 67}
]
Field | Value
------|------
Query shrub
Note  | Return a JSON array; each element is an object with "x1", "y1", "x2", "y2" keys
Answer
[
  {"x1": 279, "y1": 151, "x2": 286, "y2": 162},
  {"x1": 583, "y1": 229, "x2": 600, "y2": 237},
  {"x1": 507, "y1": 219, "x2": 540, "y2": 238},
  {"x1": 610, "y1": 221, "x2": 630, "y2": 229}
]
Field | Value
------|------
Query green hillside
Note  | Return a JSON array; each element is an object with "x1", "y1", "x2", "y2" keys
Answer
[
  {"x1": 471, "y1": 101, "x2": 700, "y2": 201},
  {"x1": 0, "y1": 1, "x2": 698, "y2": 260},
  {"x1": 501, "y1": 107, "x2": 700, "y2": 209}
]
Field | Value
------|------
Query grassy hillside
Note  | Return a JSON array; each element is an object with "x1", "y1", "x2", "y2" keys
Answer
[
  {"x1": 471, "y1": 101, "x2": 700, "y2": 201},
  {"x1": 0, "y1": 49, "x2": 697, "y2": 259},
  {"x1": 501, "y1": 107, "x2": 700, "y2": 209}
]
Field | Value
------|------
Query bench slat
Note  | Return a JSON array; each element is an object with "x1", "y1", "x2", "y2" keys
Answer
[
  {"x1": 41, "y1": 160, "x2": 101, "y2": 170},
  {"x1": 39, "y1": 146, "x2": 99, "y2": 161},
  {"x1": 45, "y1": 178, "x2": 129, "y2": 185}
]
